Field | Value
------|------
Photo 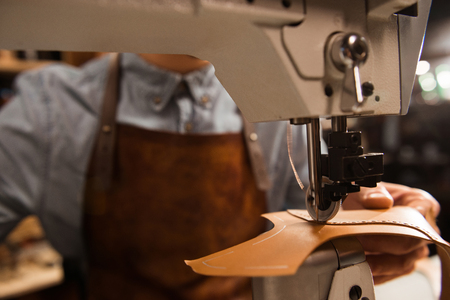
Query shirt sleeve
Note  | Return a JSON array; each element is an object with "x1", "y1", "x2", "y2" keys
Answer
[{"x1": 0, "y1": 70, "x2": 49, "y2": 242}]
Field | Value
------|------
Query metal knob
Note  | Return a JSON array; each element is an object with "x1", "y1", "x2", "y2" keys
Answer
[{"x1": 331, "y1": 33, "x2": 369, "y2": 112}]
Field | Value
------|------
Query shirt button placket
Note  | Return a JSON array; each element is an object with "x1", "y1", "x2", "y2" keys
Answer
[
  {"x1": 154, "y1": 96, "x2": 162, "y2": 105},
  {"x1": 185, "y1": 122, "x2": 193, "y2": 132},
  {"x1": 201, "y1": 96, "x2": 209, "y2": 104}
]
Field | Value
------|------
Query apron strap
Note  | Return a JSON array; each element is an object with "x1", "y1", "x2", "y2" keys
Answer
[
  {"x1": 242, "y1": 119, "x2": 272, "y2": 191},
  {"x1": 91, "y1": 53, "x2": 121, "y2": 191},
  {"x1": 93, "y1": 53, "x2": 271, "y2": 191}
]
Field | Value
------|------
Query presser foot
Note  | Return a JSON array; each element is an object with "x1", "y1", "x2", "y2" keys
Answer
[{"x1": 306, "y1": 186, "x2": 341, "y2": 223}]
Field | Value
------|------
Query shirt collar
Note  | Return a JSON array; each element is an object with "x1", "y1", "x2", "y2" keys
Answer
[
  {"x1": 184, "y1": 64, "x2": 219, "y2": 108},
  {"x1": 121, "y1": 53, "x2": 221, "y2": 112}
]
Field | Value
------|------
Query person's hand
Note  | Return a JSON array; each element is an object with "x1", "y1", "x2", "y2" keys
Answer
[{"x1": 343, "y1": 182, "x2": 440, "y2": 284}]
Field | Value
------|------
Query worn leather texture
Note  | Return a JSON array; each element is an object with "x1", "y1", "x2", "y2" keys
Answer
[
  {"x1": 82, "y1": 53, "x2": 271, "y2": 300},
  {"x1": 83, "y1": 125, "x2": 268, "y2": 300},
  {"x1": 186, "y1": 206, "x2": 450, "y2": 300},
  {"x1": 91, "y1": 53, "x2": 120, "y2": 191}
]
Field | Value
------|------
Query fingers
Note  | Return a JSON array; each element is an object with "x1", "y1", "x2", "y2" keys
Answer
[
  {"x1": 358, "y1": 234, "x2": 430, "y2": 285},
  {"x1": 340, "y1": 182, "x2": 440, "y2": 285},
  {"x1": 373, "y1": 274, "x2": 405, "y2": 285},
  {"x1": 343, "y1": 182, "x2": 440, "y2": 227},
  {"x1": 343, "y1": 184, "x2": 394, "y2": 210},
  {"x1": 380, "y1": 182, "x2": 441, "y2": 232},
  {"x1": 366, "y1": 245, "x2": 429, "y2": 285},
  {"x1": 358, "y1": 185, "x2": 394, "y2": 209},
  {"x1": 357, "y1": 235, "x2": 428, "y2": 255},
  {"x1": 380, "y1": 182, "x2": 440, "y2": 216}
]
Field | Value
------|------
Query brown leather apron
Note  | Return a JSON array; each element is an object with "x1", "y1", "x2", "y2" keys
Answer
[{"x1": 82, "y1": 54, "x2": 269, "y2": 299}]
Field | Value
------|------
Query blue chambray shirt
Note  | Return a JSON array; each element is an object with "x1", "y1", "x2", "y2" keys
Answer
[{"x1": 0, "y1": 53, "x2": 308, "y2": 258}]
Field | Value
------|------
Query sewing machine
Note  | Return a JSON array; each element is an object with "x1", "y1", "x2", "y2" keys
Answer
[{"x1": 0, "y1": 0, "x2": 432, "y2": 299}]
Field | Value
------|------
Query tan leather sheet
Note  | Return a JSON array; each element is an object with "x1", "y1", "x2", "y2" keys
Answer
[{"x1": 186, "y1": 207, "x2": 450, "y2": 300}]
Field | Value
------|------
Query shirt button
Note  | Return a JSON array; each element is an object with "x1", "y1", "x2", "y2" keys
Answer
[
  {"x1": 185, "y1": 122, "x2": 193, "y2": 132},
  {"x1": 201, "y1": 96, "x2": 209, "y2": 104},
  {"x1": 102, "y1": 125, "x2": 112, "y2": 133},
  {"x1": 249, "y1": 132, "x2": 258, "y2": 142},
  {"x1": 154, "y1": 97, "x2": 162, "y2": 104}
]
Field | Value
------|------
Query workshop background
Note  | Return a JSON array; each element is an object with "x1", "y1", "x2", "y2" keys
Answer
[
  {"x1": 358, "y1": 0, "x2": 450, "y2": 243},
  {"x1": 0, "y1": 0, "x2": 450, "y2": 298},
  {"x1": 0, "y1": 51, "x2": 102, "y2": 298}
]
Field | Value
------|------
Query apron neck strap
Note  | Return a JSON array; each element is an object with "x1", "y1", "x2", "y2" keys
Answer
[
  {"x1": 92, "y1": 53, "x2": 121, "y2": 191},
  {"x1": 92, "y1": 53, "x2": 271, "y2": 191}
]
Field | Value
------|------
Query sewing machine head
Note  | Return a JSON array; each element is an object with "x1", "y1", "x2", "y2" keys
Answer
[{"x1": 0, "y1": 0, "x2": 432, "y2": 221}]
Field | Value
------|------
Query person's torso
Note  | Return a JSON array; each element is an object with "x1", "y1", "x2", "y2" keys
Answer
[
  {"x1": 82, "y1": 54, "x2": 268, "y2": 300},
  {"x1": 83, "y1": 124, "x2": 267, "y2": 300}
]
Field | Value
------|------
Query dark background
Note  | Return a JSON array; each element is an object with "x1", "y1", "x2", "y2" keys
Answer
[{"x1": 359, "y1": 0, "x2": 450, "y2": 241}]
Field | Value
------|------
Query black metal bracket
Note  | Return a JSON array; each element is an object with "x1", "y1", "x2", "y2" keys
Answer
[{"x1": 320, "y1": 130, "x2": 384, "y2": 205}]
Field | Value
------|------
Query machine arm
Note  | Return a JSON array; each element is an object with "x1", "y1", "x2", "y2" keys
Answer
[{"x1": 0, "y1": 0, "x2": 432, "y2": 220}]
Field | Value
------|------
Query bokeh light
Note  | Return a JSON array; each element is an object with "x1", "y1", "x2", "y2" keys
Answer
[
  {"x1": 419, "y1": 73, "x2": 437, "y2": 91},
  {"x1": 416, "y1": 60, "x2": 431, "y2": 75},
  {"x1": 436, "y1": 64, "x2": 450, "y2": 89}
]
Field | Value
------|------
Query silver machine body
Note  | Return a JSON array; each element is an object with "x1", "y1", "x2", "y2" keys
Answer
[
  {"x1": 0, "y1": 1, "x2": 433, "y2": 299},
  {"x1": 0, "y1": 0, "x2": 432, "y2": 219},
  {"x1": 252, "y1": 237, "x2": 375, "y2": 300},
  {"x1": 0, "y1": 0, "x2": 430, "y2": 120}
]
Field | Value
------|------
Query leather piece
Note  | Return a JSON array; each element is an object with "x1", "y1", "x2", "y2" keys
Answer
[{"x1": 186, "y1": 206, "x2": 450, "y2": 300}]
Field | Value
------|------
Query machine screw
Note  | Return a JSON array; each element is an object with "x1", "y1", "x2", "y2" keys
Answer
[
  {"x1": 340, "y1": 34, "x2": 368, "y2": 66},
  {"x1": 350, "y1": 134, "x2": 360, "y2": 145},
  {"x1": 325, "y1": 84, "x2": 334, "y2": 97},
  {"x1": 349, "y1": 285, "x2": 362, "y2": 300},
  {"x1": 281, "y1": 0, "x2": 291, "y2": 8},
  {"x1": 362, "y1": 82, "x2": 374, "y2": 97}
]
